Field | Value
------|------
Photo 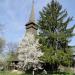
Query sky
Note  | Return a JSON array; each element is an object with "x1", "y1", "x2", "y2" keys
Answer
[{"x1": 0, "y1": 0, "x2": 75, "y2": 46}]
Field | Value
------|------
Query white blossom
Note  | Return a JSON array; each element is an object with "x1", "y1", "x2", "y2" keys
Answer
[{"x1": 17, "y1": 32, "x2": 43, "y2": 67}]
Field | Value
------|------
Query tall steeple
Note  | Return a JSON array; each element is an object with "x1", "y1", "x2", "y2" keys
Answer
[
  {"x1": 26, "y1": 0, "x2": 37, "y2": 35},
  {"x1": 29, "y1": 0, "x2": 35, "y2": 23}
]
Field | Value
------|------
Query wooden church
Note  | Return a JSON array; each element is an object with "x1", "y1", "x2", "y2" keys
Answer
[{"x1": 9, "y1": 0, "x2": 43, "y2": 70}]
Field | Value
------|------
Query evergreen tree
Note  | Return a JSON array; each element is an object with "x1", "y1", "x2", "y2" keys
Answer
[{"x1": 38, "y1": 0, "x2": 75, "y2": 67}]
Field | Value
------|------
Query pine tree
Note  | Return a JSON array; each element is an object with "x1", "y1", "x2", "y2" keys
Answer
[{"x1": 38, "y1": 0, "x2": 75, "y2": 67}]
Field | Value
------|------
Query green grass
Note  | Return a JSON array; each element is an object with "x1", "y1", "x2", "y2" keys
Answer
[
  {"x1": 0, "y1": 71, "x2": 25, "y2": 75},
  {"x1": 0, "y1": 71, "x2": 75, "y2": 75}
]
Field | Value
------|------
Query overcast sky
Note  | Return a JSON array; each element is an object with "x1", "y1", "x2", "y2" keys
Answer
[{"x1": 0, "y1": 0, "x2": 75, "y2": 46}]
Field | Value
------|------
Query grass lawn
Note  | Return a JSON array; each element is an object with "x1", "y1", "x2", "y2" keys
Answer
[
  {"x1": 0, "y1": 71, "x2": 75, "y2": 75},
  {"x1": 0, "y1": 71, "x2": 25, "y2": 75}
]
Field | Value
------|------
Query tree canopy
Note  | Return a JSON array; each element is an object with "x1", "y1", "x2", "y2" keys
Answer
[{"x1": 38, "y1": 0, "x2": 75, "y2": 66}]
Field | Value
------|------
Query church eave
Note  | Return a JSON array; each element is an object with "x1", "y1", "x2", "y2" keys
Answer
[
  {"x1": 26, "y1": 25, "x2": 37, "y2": 30},
  {"x1": 26, "y1": 22, "x2": 36, "y2": 26}
]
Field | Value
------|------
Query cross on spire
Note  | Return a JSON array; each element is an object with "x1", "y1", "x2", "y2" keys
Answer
[{"x1": 29, "y1": 0, "x2": 35, "y2": 23}]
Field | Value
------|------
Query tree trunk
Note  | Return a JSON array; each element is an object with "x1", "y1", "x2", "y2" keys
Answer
[{"x1": 32, "y1": 70, "x2": 35, "y2": 75}]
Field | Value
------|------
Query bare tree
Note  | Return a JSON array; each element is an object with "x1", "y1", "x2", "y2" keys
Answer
[
  {"x1": 0, "y1": 24, "x2": 5, "y2": 53},
  {"x1": 7, "y1": 42, "x2": 18, "y2": 53}
]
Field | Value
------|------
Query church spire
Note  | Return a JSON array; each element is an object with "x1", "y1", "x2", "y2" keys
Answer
[
  {"x1": 26, "y1": 0, "x2": 37, "y2": 35},
  {"x1": 29, "y1": 0, "x2": 35, "y2": 23}
]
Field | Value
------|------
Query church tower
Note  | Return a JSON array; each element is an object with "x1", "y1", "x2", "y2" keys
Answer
[
  {"x1": 17, "y1": 0, "x2": 43, "y2": 67},
  {"x1": 26, "y1": 0, "x2": 37, "y2": 35}
]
